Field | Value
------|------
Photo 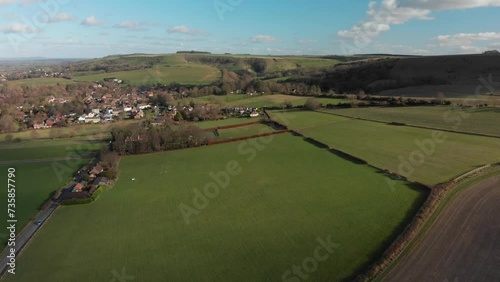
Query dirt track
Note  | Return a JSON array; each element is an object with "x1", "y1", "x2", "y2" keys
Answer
[{"x1": 385, "y1": 175, "x2": 500, "y2": 282}]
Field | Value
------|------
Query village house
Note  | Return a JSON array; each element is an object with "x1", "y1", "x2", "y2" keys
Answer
[
  {"x1": 89, "y1": 164, "x2": 104, "y2": 178},
  {"x1": 72, "y1": 182, "x2": 85, "y2": 193},
  {"x1": 33, "y1": 122, "x2": 47, "y2": 130},
  {"x1": 133, "y1": 109, "x2": 144, "y2": 119},
  {"x1": 85, "y1": 116, "x2": 100, "y2": 124}
]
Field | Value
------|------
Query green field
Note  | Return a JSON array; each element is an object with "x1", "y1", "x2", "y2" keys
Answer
[
  {"x1": 0, "y1": 137, "x2": 99, "y2": 246},
  {"x1": 0, "y1": 160, "x2": 86, "y2": 246},
  {"x1": 180, "y1": 94, "x2": 350, "y2": 108},
  {"x1": 5, "y1": 134, "x2": 426, "y2": 282},
  {"x1": 74, "y1": 63, "x2": 220, "y2": 85},
  {"x1": 0, "y1": 120, "x2": 137, "y2": 142},
  {"x1": 0, "y1": 137, "x2": 103, "y2": 162},
  {"x1": 193, "y1": 117, "x2": 263, "y2": 129},
  {"x1": 211, "y1": 123, "x2": 276, "y2": 140},
  {"x1": 322, "y1": 106, "x2": 500, "y2": 137},
  {"x1": 7, "y1": 77, "x2": 75, "y2": 86},
  {"x1": 270, "y1": 111, "x2": 500, "y2": 186}
]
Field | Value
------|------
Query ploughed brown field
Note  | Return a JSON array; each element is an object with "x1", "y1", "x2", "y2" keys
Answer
[{"x1": 385, "y1": 175, "x2": 500, "y2": 282}]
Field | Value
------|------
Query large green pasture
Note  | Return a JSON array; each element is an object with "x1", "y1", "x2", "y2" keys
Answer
[
  {"x1": 7, "y1": 77, "x2": 75, "y2": 86},
  {"x1": 0, "y1": 137, "x2": 102, "y2": 162},
  {"x1": 212, "y1": 123, "x2": 276, "y2": 140},
  {"x1": 270, "y1": 111, "x2": 500, "y2": 186},
  {"x1": 0, "y1": 120, "x2": 137, "y2": 142},
  {"x1": 74, "y1": 63, "x2": 220, "y2": 85},
  {"x1": 193, "y1": 117, "x2": 262, "y2": 129},
  {"x1": 5, "y1": 134, "x2": 426, "y2": 282},
  {"x1": 323, "y1": 106, "x2": 500, "y2": 137}
]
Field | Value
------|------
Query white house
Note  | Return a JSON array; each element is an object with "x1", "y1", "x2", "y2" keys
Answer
[
  {"x1": 78, "y1": 115, "x2": 87, "y2": 123},
  {"x1": 138, "y1": 104, "x2": 151, "y2": 110}
]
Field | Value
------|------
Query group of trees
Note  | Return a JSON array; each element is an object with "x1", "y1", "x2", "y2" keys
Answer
[{"x1": 110, "y1": 124, "x2": 211, "y2": 155}]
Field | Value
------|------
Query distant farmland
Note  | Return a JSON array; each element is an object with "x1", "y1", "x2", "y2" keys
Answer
[
  {"x1": 6, "y1": 77, "x2": 75, "y2": 86},
  {"x1": 270, "y1": 110, "x2": 500, "y2": 186},
  {"x1": 6, "y1": 134, "x2": 426, "y2": 282},
  {"x1": 180, "y1": 94, "x2": 350, "y2": 108},
  {"x1": 322, "y1": 106, "x2": 500, "y2": 137},
  {"x1": 73, "y1": 63, "x2": 220, "y2": 85}
]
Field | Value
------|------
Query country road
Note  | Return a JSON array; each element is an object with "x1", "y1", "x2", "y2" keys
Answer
[
  {"x1": 0, "y1": 202, "x2": 59, "y2": 277},
  {"x1": 385, "y1": 175, "x2": 500, "y2": 282}
]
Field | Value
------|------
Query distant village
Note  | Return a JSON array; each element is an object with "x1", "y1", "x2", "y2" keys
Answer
[{"x1": 1, "y1": 77, "x2": 262, "y2": 133}]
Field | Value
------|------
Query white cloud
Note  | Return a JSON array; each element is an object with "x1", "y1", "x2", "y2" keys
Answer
[
  {"x1": 458, "y1": 45, "x2": 488, "y2": 53},
  {"x1": 114, "y1": 21, "x2": 142, "y2": 29},
  {"x1": 81, "y1": 15, "x2": 102, "y2": 26},
  {"x1": 251, "y1": 35, "x2": 277, "y2": 43},
  {"x1": 0, "y1": 23, "x2": 36, "y2": 33},
  {"x1": 433, "y1": 31, "x2": 500, "y2": 54},
  {"x1": 167, "y1": 25, "x2": 206, "y2": 36},
  {"x1": 435, "y1": 32, "x2": 500, "y2": 47},
  {"x1": 399, "y1": 0, "x2": 500, "y2": 10},
  {"x1": 338, "y1": 0, "x2": 500, "y2": 43},
  {"x1": 46, "y1": 13, "x2": 74, "y2": 23}
]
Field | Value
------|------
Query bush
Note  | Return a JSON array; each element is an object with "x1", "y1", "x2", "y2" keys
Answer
[
  {"x1": 102, "y1": 168, "x2": 118, "y2": 180},
  {"x1": 4, "y1": 134, "x2": 14, "y2": 142},
  {"x1": 304, "y1": 98, "x2": 321, "y2": 110}
]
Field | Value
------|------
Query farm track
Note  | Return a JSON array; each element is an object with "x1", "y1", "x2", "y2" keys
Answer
[{"x1": 385, "y1": 174, "x2": 500, "y2": 282}]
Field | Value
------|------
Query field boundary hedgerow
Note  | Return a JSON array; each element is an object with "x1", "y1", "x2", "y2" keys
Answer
[
  {"x1": 363, "y1": 163, "x2": 500, "y2": 282},
  {"x1": 316, "y1": 109, "x2": 500, "y2": 139},
  {"x1": 207, "y1": 129, "x2": 289, "y2": 145}
]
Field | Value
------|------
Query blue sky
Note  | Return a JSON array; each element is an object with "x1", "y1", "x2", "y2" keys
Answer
[{"x1": 0, "y1": 0, "x2": 500, "y2": 58}]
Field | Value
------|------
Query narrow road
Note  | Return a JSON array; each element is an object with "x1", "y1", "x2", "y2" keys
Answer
[{"x1": 385, "y1": 175, "x2": 500, "y2": 282}]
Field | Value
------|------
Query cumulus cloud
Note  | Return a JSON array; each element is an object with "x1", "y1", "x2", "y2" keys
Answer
[
  {"x1": 0, "y1": 23, "x2": 36, "y2": 33},
  {"x1": 434, "y1": 32, "x2": 500, "y2": 53},
  {"x1": 435, "y1": 32, "x2": 500, "y2": 46},
  {"x1": 46, "y1": 13, "x2": 74, "y2": 23},
  {"x1": 167, "y1": 25, "x2": 206, "y2": 35},
  {"x1": 81, "y1": 15, "x2": 102, "y2": 26},
  {"x1": 251, "y1": 35, "x2": 277, "y2": 43},
  {"x1": 338, "y1": 0, "x2": 500, "y2": 43}
]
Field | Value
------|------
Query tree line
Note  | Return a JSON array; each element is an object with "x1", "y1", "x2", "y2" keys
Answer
[{"x1": 110, "y1": 123, "x2": 212, "y2": 155}]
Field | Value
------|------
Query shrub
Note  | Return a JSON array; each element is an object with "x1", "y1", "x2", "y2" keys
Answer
[
  {"x1": 4, "y1": 134, "x2": 14, "y2": 142},
  {"x1": 304, "y1": 98, "x2": 321, "y2": 110},
  {"x1": 102, "y1": 168, "x2": 118, "y2": 180}
]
